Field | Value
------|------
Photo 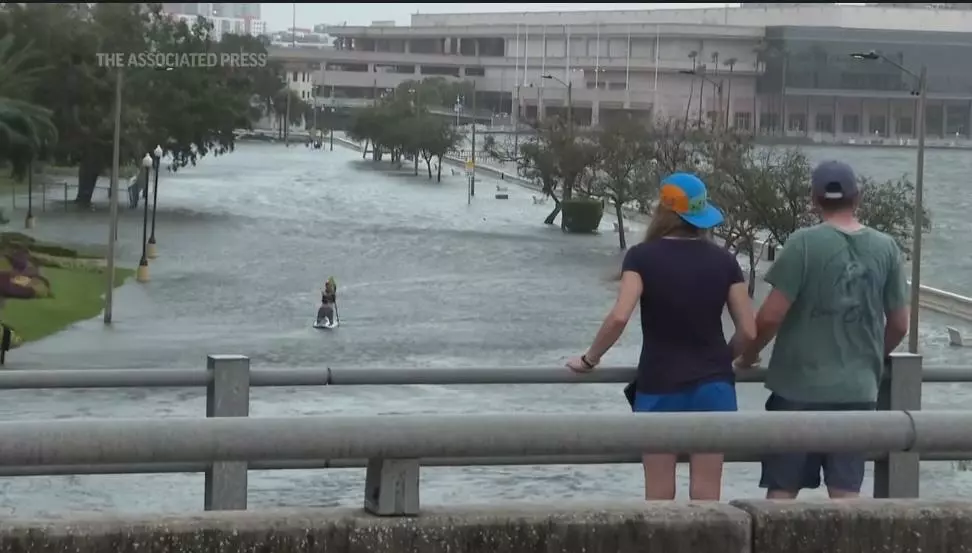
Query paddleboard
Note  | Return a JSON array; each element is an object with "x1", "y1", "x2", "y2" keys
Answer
[{"x1": 313, "y1": 318, "x2": 339, "y2": 330}]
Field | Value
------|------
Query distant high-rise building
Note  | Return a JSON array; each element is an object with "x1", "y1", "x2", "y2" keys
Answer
[
  {"x1": 160, "y1": 2, "x2": 266, "y2": 39},
  {"x1": 212, "y1": 3, "x2": 259, "y2": 19}
]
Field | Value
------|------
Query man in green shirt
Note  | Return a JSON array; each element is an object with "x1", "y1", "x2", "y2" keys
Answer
[{"x1": 737, "y1": 160, "x2": 909, "y2": 499}]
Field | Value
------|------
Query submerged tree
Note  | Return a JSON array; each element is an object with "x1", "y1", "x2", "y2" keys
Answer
[{"x1": 346, "y1": 77, "x2": 464, "y2": 182}]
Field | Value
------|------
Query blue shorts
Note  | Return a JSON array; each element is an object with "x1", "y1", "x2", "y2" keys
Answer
[
  {"x1": 759, "y1": 393, "x2": 876, "y2": 493},
  {"x1": 634, "y1": 380, "x2": 738, "y2": 413}
]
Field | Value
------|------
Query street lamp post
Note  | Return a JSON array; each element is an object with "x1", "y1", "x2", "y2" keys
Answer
[
  {"x1": 25, "y1": 160, "x2": 34, "y2": 229},
  {"x1": 542, "y1": 74, "x2": 573, "y2": 130},
  {"x1": 850, "y1": 51, "x2": 926, "y2": 354},
  {"x1": 104, "y1": 69, "x2": 123, "y2": 324},
  {"x1": 328, "y1": 107, "x2": 335, "y2": 151},
  {"x1": 542, "y1": 73, "x2": 574, "y2": 206},
  {"x1": 146, "y1": 144, "x2": 162, "y2": 259},
  {"x1": 679, "y1": 68, "x2": 725, "y2": 129},
  {"x1": 136, "y1": 153, "x2": 153, "y2": 284}
]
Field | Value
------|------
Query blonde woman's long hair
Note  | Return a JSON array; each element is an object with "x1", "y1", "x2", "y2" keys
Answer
[{"x1": 644, "y1": 203, "x2": 706, "y2": 242}]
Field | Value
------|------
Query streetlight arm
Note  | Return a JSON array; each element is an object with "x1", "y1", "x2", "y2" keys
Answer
[
  {"x1": 542, "y1": 74, "x2": 568, "y2": 88},
  {"x1": 878, "y1": 54, "x2": 920, "y2": 82}
]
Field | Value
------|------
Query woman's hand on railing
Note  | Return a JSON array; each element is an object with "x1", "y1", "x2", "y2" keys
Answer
[{"x1": 566, "y1": 354, "x2": 597, "y2": 374}]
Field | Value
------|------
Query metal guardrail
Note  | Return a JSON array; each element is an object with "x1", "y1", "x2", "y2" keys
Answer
[
  {"x1": 0, "y1": 352, "x2": 968, "y2": 513},
  {"x1": 2, "y1": 407, "x2": 972, "y2": 516}
]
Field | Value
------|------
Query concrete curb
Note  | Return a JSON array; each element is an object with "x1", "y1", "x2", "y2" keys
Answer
[{"x1": 3, "y1": 500, "x2": 972, "y2": 553}]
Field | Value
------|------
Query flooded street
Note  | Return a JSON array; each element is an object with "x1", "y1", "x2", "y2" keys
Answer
[{"x1": 2, "y1": 142, "x2": 972, "y2": 517}]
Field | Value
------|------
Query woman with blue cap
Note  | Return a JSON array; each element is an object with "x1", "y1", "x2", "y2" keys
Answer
[{"x1": 566, "y1": 172, "x2": 756, "y2": 501}]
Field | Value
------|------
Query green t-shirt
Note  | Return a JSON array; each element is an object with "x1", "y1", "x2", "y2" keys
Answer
[{"x1": 764, "y1": 223, "x2": 908, "y2": 403}]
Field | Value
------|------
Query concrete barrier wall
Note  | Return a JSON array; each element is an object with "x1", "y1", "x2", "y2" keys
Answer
[{"x1": 4, "y1": 501, "x2": 972, "y2": 553}]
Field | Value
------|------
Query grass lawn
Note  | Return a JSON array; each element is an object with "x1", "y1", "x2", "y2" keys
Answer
[
  {"x1": 0, "y1": 172, "x2": 17, "y2": 190},
  {"x1": 2, "y1": 265, "x2": 134, "y2": 343},
  {"x1": 0, "y1": 233, "x2": 134, "y2": 343}
]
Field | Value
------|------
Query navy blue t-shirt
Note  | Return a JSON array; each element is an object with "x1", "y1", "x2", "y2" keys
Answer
[{"x1": 621, "y1": 238, "x2": 744, "y2": 395}]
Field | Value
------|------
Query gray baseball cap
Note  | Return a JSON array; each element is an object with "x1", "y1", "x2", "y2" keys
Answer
[{"x1": 811, "y1": 160, "x2": 859, "y2": 201}]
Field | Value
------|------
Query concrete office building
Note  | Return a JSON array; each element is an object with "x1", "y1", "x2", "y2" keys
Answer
[{"x1": 268, "y1": 3, "x2": 972, "y2": 140}]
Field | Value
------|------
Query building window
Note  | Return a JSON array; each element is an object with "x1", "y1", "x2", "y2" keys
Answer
[
  {"x1": 464, "y1": 67, "x2": 485, "y2": 77},
  {"x1": 841, "y1": 114, "x2": 860, "y2": 134},
  {"x1": 734, "y1": 112, "x2": 752, "y2": 130},
  {"x1": 607, "y1": 82, "x2": 626, "y2": 91},
  {"x1": 292, "y1": 71, "x2": 298, "y2": 82},
  {"x1": 760, "y1": 112, "x2": 779, "y2": 131},
  {"x1": 420, "y1": 65, "x2": 460, "y2": 77},
  {"x1": 897, "y1": 116, "x2": 913, "y2": 136},
  {"x1": 787, "y1": 113, "x2": 806, "y2": 133},
  {"x1": 869, "y1": 115, "x2": 887, "y2": 136},
  {"x1": 814, "y1": 113, "x2": 834, "y2": 134}
]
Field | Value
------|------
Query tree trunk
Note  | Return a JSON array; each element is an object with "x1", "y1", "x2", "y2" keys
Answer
[
  {"x1": 362, "y1": 139, "x2": 369, "y2": 159},
  {"x1": 615, "y1": 201, "x2": 627, "y2": 250},
  {"x1": 414, "y1": 156, "x2": 418, "y2": 175},
  {"x1": 425, "y1": 156, "x2": 432, "y2": 178},
  {"x1": 543, "y1": 198, "x2": 562, "y2": 225},
  {"x1": 747, "y1": 245, "x2": 757, "y2": 298},
  {"x1": 436, "y1": 156, "x2": 443, "y2": 182},
  {"x1": 75, "y1": 157, "x2": 102, "y2": 206}
]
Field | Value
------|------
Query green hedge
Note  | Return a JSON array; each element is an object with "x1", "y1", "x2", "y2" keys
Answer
[{"x1": 562, "y1": 198, "x2": 604, "y2": 234}]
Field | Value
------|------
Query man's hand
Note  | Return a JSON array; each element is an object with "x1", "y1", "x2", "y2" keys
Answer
[{"x1": 733, "y1": 354, "x2": 761, "y2": 371}]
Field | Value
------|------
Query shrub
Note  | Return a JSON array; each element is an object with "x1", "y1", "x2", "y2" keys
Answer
[{"x1": 562, "y1": 197, "x2": 604, "y2": 234}]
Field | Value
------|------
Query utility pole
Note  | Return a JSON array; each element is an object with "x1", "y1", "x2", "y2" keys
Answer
[
  {"x1": 104, "y1": 69, "x2": 123, "y2": 324},
  {"x1": 470, "y1": 80, "x2": 477, "y2": 197}
]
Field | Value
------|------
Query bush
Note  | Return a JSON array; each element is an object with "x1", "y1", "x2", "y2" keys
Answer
[{"x1": 562, "y1": 198, "x2": 604, "y2": 234}]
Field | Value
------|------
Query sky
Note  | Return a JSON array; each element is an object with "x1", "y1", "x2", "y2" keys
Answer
[{"x1": 260, "y1": 3, "x2": 735, "y2": 32}]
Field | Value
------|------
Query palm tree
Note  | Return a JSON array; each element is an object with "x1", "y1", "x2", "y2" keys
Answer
[
  {"x1": 0, "y1": 35, "x2": 57, "y2": 180},
  {"x1": 684, "y1": 50, "x2": 698, "y2": 126},
  {"x1": 724, "y1": 57, "x2": 738, "y2": 128}
]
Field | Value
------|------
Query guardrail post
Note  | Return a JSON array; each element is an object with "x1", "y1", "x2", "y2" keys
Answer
[
  {"x1": 205, "y1": 354, "x2": 250, "y2": 511},
  {"x1": 874, "y1": 352, "x2": 921, "y2": 498},
  {"x1": 364, "y1": 458, "x2": 420, "y2": 516}
]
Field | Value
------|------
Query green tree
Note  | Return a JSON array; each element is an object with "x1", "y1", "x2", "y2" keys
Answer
[
  {"x1": 0, "y1": 3, "x2": 270, "y2": 205},
  {"x1": 0, "y1": 35, "x2": 57, "y2": 179},
  {"x1": 857, "y1": 175, "x2": 930, "y2": 256},
  {"x1": 418, "y1": 117, "x2": 462, "y2": 182},
  {"x1": 484, "y1": 116, "x2": 598, "y2": 227},
  {"x1": 345, "y1": 77, "x2": 466, "y2": 181},
  {"x1": 591, "y1": 116, "x2": 654, "y2": 249}
]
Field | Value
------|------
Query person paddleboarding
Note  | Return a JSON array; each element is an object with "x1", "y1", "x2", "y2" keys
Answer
[{"x1": 315, "y1": 277, "x2": 339, "y2": 328}]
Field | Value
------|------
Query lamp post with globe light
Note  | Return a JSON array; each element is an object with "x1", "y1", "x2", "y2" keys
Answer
[
  {"x1": 850, "y1": 50, "x2": 926, "y2": 354},
  {"x1": 147, "y1": 144, "x2": 163, "y2": 259},
  {"x1": 136, "y1": 153, "x2": 153, "y2": 283}
]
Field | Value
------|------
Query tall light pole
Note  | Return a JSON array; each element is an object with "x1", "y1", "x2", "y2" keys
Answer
[
  {"x1": 470, "y1": 79, "x2": 478, "y2": 197},
  {"x1": 284, "y1": 2, "x2": 296, "y2": 147},
  {"x1": 543, "y1": 74, "x2": 573, "y2": 133},
  {"x1": 136, "y1": 153, "x2": 153, "y2": 284},
  {"x1": 104, "y1": 69, "x2": 123, "y2": 324},
  {"x1": 850, "y1": 51, "x2": 926, "y2": 353},
  {"x1": 542, "y1": 73, "x2": 574, "y2": 222},
  {"x1": 147, "y1": 144, "x2": 162, "y2": 259}
]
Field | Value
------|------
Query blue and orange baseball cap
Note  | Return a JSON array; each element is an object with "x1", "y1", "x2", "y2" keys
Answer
[{"x1": 659, "y1": 173, "x2": 724, "y2": 229}]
